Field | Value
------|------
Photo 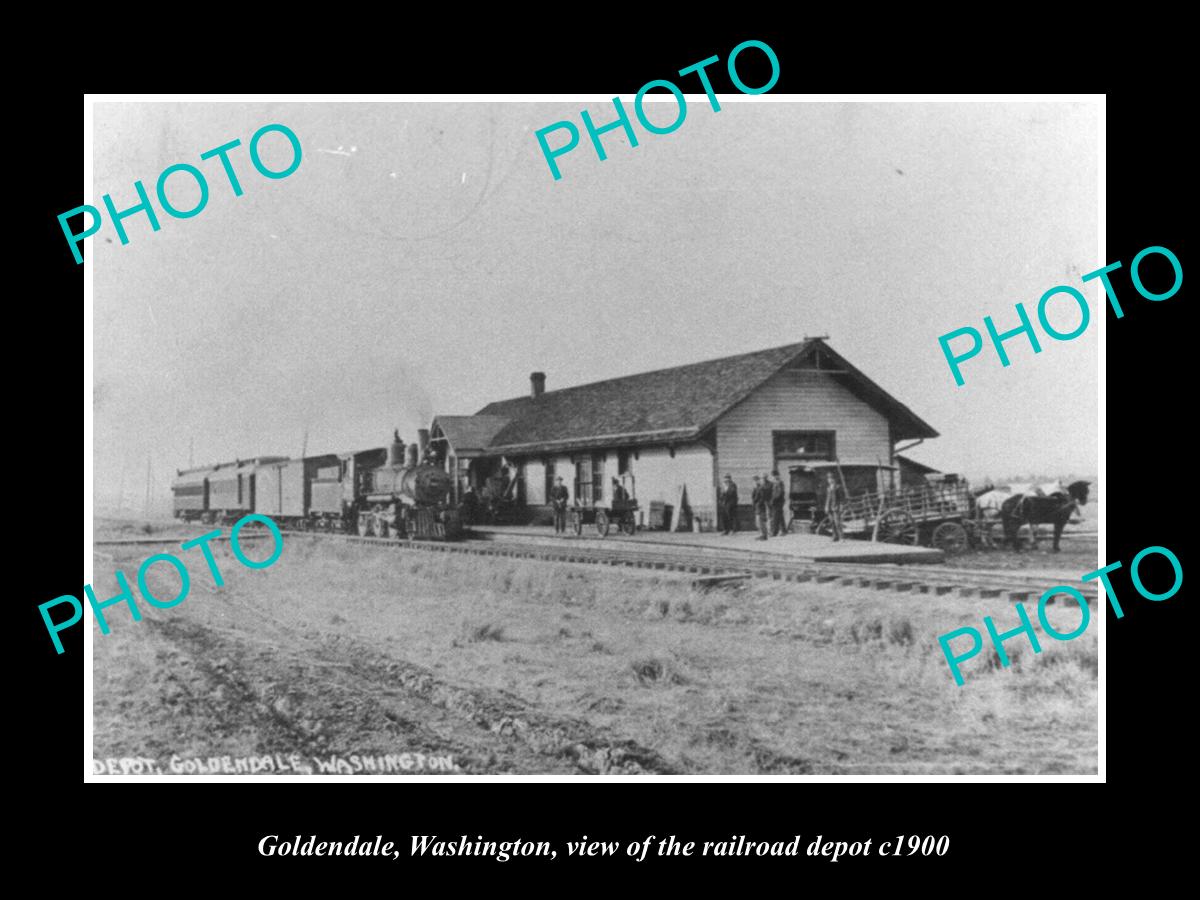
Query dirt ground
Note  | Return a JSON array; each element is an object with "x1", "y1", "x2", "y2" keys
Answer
[
  {"x1": 91, "y1": 520, "x2": 1098, "y2": 775},
  {"x1": 940, "y1": 535, "x2": 1098, "y2": 576}
]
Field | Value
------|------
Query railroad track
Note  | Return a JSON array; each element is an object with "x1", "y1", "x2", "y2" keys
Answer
[{"x1": 94, "y1": 529, "x2": 1098, "y2": 604}]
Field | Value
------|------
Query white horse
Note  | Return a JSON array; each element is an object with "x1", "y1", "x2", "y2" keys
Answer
[
  {"x1": 974, "y1": 482, "x2": 1066, "y2": 549},
  {"x1": 974, "y1": 489, "x2": 1010, "y2": 549}
]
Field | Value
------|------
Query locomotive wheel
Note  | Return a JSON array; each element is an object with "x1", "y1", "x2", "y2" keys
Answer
[
  {"x1": 620, "y1": 515, "x2": 636, "y2": 536},
  {"x1": 595, "y1": 509, "x2": 610, "y2": 537},
  {"x1": 815, "y1": 516, "x2": 835, "y2": 537},
  {"x1": 932, "y1": 521, "x2": 969, "y2": 555},
  {"x1": 571, "y1": 510, "x2": 583, "y2": 536},
  {"x1": 357, "y1": 513, "x2": 372, "y2": 537},
  {"x1": 376, "y1": 513, "x2": 389, "y2": 539},
  {"x1": 874, "y1": 509, "x2": 918, "y2": 545}
]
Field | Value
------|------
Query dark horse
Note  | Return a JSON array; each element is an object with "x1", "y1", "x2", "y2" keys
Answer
[{"x1": 999, "y1": 481, "x2": 1090, "y2": 552}]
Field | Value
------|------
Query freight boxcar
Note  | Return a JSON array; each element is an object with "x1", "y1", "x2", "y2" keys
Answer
[
  {"x1": 255, "y1": 454, "x2": 340, "y2": 529},
  {"x1": 209, "y1": 461, "x2": 258, "y2": 520}
]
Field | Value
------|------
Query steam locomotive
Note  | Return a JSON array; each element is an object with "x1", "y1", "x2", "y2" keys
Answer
[{"x1": 171, "y1": 430, "x2": 463, "y2": 541}]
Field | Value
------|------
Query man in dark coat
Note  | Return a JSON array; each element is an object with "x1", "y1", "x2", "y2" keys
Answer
[
  {"x1": 769, "y1": 470, "x2": 787, "y2": 536},
  {"x1": 611, "y1": 477, "x2": 629, "y2": 503},
  {"x1": 719, "y1": 474, "x2": 739, "y2": 535},
  {"x1": 461, "y1": 486, "x2": 479, "y2": 525},
  {"x1": 751, "y1": 475, "x2": 769, "y2": 540},
  {"x1": 550, "y1": 476, "x2": 570, "y2": 535},
  {"x1": 824, "y1": 472, "x2": 845, "y2": 541}
]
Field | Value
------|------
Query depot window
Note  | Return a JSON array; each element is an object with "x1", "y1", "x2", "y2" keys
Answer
[{"x1": 773, "y1": 430, "x2": 836, "y2": 460}]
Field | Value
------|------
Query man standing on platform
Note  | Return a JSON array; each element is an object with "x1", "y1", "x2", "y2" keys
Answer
[
  {"x1": 824, "y1": 472, "x2": 845, "y2": 542},
  {"x1": 719, "y1": 474, "x2": 739, "y2": 535},
  {"x1": 752, "y1": 475, "x2": 769, "y2": 540},
  {"x1": 550, "y1": 476, "x2": 570, "y2": 535},
  {"x1": 769, "y1": 470, "x2": 787, "y2": 536}
]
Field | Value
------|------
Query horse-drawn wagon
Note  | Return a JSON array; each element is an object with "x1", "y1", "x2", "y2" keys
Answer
[{"x1": 789, "y1": 460, "x2": 976, "y2": 554}]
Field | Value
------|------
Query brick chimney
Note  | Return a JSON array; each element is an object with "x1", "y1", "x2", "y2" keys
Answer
[{"x1": 530, "y1": 371, "x2": 546, "y2": 398}]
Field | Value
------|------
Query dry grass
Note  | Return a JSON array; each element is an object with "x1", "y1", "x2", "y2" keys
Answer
[{"x1": 92, "y1": 535, "x2": 1097, "y2": 774}]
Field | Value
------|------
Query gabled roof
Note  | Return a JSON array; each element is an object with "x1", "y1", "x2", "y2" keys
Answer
[
  {"x1": 432, "y1": 415, "x2": 512, "y2": 453},
  {"x1": 465, "y1": 339, "x2": 937, "y2": 455}
]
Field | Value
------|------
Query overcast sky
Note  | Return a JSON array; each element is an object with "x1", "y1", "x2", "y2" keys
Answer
[{"x1": 91, "y1": 99, "x2": 1099, "y2": 503}]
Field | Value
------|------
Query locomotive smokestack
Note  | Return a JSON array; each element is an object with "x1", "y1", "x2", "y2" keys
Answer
[
  {"x1": 418, "y1": 428, "x2": 431, "y2": 456},
  {"x1": 387, "y1": 429, "x2": 405, "y2": 467},
  {"x1": 406, "y1": 443, "x2": 420, "y2": 468},
  {"x1": 530, "y1": 371, "x2": 546, "y2": 398}
]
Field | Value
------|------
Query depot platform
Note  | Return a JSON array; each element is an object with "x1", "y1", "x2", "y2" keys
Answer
[{"x1": 470, "y1": 525, "x2": 944, "y2": 564}]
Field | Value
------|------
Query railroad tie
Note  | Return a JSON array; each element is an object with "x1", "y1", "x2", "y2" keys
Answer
[
  {"x1": 893, "y1": 582, "x2": 914, "y2": 593},
  {"x1": 693, "y1": 573, "x2": 752, "y2": 590}
]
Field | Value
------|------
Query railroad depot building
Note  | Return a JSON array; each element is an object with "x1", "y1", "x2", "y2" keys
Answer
[{"x1": 429, "y1": 339, "x2": 938, "y2": 529}]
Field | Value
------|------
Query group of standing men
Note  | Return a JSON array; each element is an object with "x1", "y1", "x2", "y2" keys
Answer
[
  {"x1": 719, "y1": 471, "x2": 787, "y2": 540},
  {"x1": 718, "y1": 470, "x2": 845, "y2": 541}
]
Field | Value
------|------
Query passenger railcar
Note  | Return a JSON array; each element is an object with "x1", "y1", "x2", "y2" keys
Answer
[
  {"x1": 170, "y1": 456, "x2": 286, "y2": 524},
  {"x1": 171, "y1": 467, "x2": 212, "y2": 521}
]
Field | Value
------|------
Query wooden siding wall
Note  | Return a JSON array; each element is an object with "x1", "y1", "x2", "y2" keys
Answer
[
  {"x1": 628, "y1": 445, "x2": 715, "y2": 525},
  {"x1": 524, "y1": 460, "x2": 547, "y2": 504},
  {"x1": 716, "y1": 369, "x2": 892, "y2": 502}
]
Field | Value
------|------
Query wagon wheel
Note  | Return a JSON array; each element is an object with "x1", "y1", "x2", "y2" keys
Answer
[
  {"x1": 620, "y1": 514, "x2": 636, "y2": 536},
  {"x1": 932, "y1": 521, "x2": 969, "y2": 555},
  {"x1": 595, "y1": 509, "x2": 610, "y2": 537},
  {"x1": 874, "y1": 508, "x2": 918, "y2": 545},
  {"x1": 571, "y1": 510, "x2": 583, "y2": 536}
]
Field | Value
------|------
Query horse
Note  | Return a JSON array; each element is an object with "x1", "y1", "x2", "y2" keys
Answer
[
  {"x1": 999, "y1": 481, "x2": 1090, "y2": 552},
  {"x1": 971, "y1": 484, "x2": 1010, "y2": 549}
]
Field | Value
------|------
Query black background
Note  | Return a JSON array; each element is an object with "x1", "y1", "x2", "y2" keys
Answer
[{"x1": 20, "y1": 25, "x2": 1188, "y2": 885}]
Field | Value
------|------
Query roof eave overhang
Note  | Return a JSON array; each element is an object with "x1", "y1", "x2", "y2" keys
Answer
[{"x1": 483, "y1": 427, "x2": 700, "y2": 457}]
